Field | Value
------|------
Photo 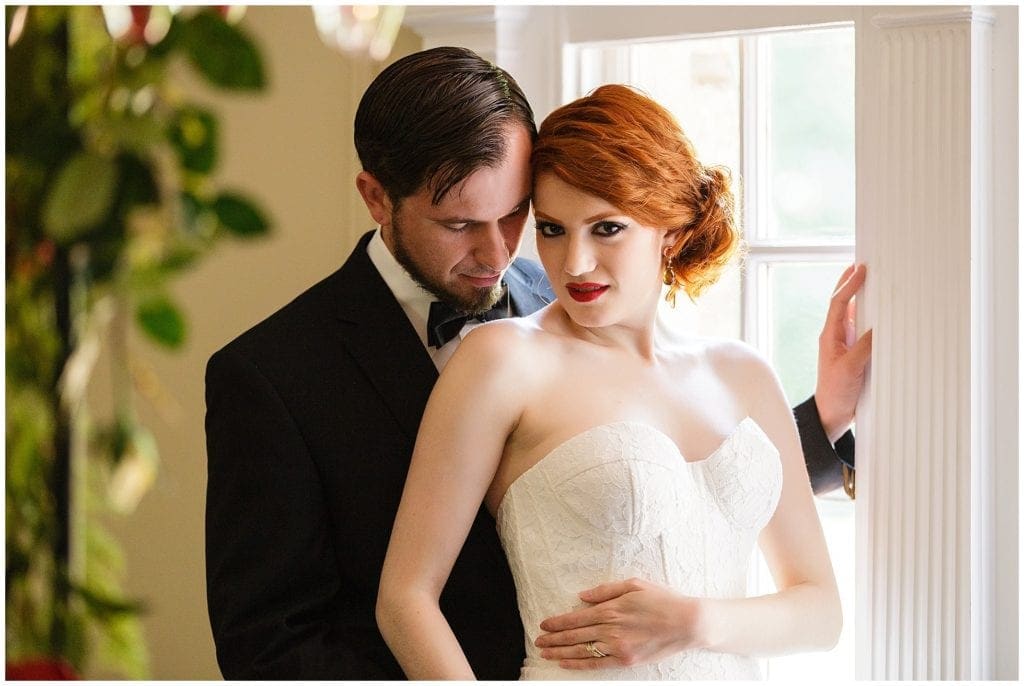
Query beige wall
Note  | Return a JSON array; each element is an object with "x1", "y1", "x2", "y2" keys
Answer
[{"x1": 100, "y1": 8, "x2": 421, "y2": 678}]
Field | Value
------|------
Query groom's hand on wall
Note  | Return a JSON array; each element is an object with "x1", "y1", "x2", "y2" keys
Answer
[{"x1": 816, "y1": 263, "x2": 872, "y2": 444}]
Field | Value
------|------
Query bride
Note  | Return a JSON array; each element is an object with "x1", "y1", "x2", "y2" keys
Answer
[{"x1": 376, "y1": 84, "x2": 841, "y2": 680}]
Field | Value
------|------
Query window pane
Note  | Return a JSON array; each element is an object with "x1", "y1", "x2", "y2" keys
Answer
[
  {"x1": 629, "y1": 37, "x2": 741, "y2": 191},
  {"x1": 760, "y1": 497, "x2": 855, "y2": 681},
  {"x1": 766, "y1": 28, "x2": 854, "y2": 241},
  {"x1": 575, "y1": 44, "x2": 630, "y2": 96},
  {"x1": 767, "y1": 261, "x2": 849, "y2": 404},
  {"x1": 659, "y1": 262, "x2": 741, "y2": 341}
]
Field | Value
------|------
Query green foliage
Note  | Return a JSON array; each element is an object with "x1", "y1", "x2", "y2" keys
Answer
[
  {"x1": 214, "y1": 192, "x2": 270, "y2": 238},
  {"x1": 136, "y1": 296, "x2": 186, "y2": 349},
  {"x1": 170, "y1": 106, "x2": 219, "y2": 173},
  {"x1": 42, "y1": 153, "x2": 118, "y2": 242},
  {"x1": 6, "y1": 5, "x2": 270, "y2": 677},
  {"x1": 180, "y1": 10, "x2": 265, "y2": 90}
]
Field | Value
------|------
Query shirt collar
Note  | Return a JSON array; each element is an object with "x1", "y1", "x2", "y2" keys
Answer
[{"x1": 366, "y1": 228, "x2": 434, "y2": 346}]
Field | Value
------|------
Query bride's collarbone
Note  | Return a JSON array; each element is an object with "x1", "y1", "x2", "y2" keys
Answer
[{"x1": 503, "y1": 345, "x2": 747, "y2": 460}]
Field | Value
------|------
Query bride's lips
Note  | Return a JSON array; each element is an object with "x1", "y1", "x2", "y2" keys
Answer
[{"x1": 565, "y1": 282, "x2": 609, "y2": 302}]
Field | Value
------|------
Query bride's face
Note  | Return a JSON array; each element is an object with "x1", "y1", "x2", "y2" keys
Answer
[{"x1": 533, "y1": 172, "x2": 673, "y2": 329}]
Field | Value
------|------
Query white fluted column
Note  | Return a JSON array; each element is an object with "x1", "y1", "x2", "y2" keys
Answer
[{"x1": 854, "y1": 6, "x2": 1000, "y2": 680}]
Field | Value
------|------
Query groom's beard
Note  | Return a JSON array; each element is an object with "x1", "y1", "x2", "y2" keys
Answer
[{"x1": 390, "y1": 215, "x2": 505, "y2": 315}]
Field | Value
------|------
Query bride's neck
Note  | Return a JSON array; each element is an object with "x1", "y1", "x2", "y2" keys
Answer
[{"x1": 560, "y1": 305, "x2": 662, "y2": 362}]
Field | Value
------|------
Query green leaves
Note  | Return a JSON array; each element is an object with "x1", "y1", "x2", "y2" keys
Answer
[
  {"x1": 72, "y1": 582, "x2": 146, "y2": 618},
  {"x1": 135, "y1": 297, "x2": 185, "y2": 349},
  {"x1": 214, "y1": 192, "x2": 269, "y2": 238},
  {"x1": 170, "y1": 106, "x2": 218, "y2": 173},
  {"x1": 180, "y1": 10, "x2": 265, "y2": 91},
  {"x1": 42, "y1": 153, "x2": 118, "y2": 243}
]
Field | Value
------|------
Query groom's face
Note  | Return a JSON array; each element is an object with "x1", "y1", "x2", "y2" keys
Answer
[{"x1": 383, "y1": 125, "x2": 533, "y2": 314}]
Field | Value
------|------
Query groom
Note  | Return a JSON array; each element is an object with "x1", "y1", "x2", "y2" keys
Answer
[{"x1": 205, "y1": 46, "x2": 870, "y2": 679}]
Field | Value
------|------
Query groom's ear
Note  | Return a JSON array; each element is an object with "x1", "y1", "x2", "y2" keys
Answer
[{"x1": 355, "y1": 171, "x2": 394, "y2": 227}]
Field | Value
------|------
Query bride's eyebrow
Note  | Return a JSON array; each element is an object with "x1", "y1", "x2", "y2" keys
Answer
[
  {"x1": 583, "y1": 211, "x2": 623, "y2": 223},
  {"x1": 533, "y1": 210, "x2": 622, "y2": 224},
  {"x1": 532, "y1": 209, "x2": 557, "y2": 222}
]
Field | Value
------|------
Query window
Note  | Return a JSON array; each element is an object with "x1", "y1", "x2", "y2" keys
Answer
[{"x1": 568, "y1": 26, "x2": 856, "y2": 680}]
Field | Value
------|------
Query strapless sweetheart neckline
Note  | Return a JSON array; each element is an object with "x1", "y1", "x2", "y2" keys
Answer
[{"x1": 496, "y1": 416, "x2": 760, "y2": 520}]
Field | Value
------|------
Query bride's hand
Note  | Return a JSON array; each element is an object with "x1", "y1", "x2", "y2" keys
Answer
[{"x1": 534, "y1": 577, "x2": 706, "y2": 670}]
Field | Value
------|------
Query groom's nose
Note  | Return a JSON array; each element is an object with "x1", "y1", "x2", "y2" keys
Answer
[{"x1": 472, "y1": 223, "x2": 512, "y2": 272}]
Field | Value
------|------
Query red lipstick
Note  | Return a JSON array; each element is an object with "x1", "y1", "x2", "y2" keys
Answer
[{"x1": 565, "y1": 282, "x2": 609, "y2": 302}]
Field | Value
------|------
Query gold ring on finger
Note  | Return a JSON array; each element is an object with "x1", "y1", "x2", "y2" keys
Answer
[{"x1": 585, "y1": 641, "x2": 608, "y2": 658}]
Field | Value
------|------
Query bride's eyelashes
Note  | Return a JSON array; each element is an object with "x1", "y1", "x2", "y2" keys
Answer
[
  {"x1": 593, "y1": 221, "x2": 628, "y2": 237},
  {"x1": 535, "y1": 221, "x2": 564, "y2": 238},
  {"x1": 534, "y1": 220, "x2": 630, "y2": 238}
]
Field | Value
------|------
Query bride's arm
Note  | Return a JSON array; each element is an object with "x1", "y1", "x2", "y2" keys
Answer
[
  {"x1": 376, "y1": 323, "x2": 527, "y2": 679},
  {"x1": 696, "y1": 343, "x2": 842, "y2": 655}
]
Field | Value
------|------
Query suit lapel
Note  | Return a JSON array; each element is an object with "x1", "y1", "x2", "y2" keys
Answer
[{"x1": 330, "y1": 232, "x2": 438, "y2": 441}]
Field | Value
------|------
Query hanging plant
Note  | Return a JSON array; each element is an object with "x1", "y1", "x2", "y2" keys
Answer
[{"x1": 6, "y1": 5, "x2": 270, "y2": 678}]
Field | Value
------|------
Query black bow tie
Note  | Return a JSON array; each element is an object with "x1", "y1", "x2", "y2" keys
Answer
[{"x1": 427, "y1": 288, "x2": 512, "y2": 348}]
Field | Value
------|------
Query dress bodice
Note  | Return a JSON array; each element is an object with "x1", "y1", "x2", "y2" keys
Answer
[{"x1": 495, "y1": 417, "x2": 783, "y2": 680}]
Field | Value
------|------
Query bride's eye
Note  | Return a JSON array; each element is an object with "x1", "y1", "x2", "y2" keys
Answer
[
  {"x1": 535, "y1": 221, "x2": 564, "y2": 238},
  {"x1": 593, "y1": 221, "x2": 628, "y2": 236}
]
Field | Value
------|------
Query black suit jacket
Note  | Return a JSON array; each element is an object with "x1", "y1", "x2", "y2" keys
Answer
[
  {"x1": 795, "y1": 396, "x2": 855, "y2": 494},
  {"x1": 205, "y1": 230, "x2": 852, "y2": 679},
  {"x1": 205, "y1": 231, "x2": 553, "y2": 679}
]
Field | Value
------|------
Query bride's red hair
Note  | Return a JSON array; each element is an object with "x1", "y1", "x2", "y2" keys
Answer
[{"x1": 532, "y1": 84, "x2": 740, "y2": 302}]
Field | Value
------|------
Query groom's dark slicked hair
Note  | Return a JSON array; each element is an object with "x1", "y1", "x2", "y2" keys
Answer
[{"x1": 354, "y1": 46, "x2": 536, "y2": 206}]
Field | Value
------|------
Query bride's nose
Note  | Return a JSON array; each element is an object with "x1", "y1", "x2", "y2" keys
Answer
[{"x1": 562, "y1": 235, "x2": 596, "y2": 277}]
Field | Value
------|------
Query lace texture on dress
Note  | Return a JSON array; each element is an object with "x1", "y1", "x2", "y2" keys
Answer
[{"x1": 495, "y1": 418, "x2": 783, "y2": 680}]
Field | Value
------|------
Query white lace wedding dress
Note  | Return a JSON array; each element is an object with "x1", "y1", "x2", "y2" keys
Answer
[{"x1": 496, "y1": 417, "x2": 783, "y2": 680}]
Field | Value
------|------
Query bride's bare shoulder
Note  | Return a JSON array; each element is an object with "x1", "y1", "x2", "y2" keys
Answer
[
  {"x1": 664, "y1": 334, "x2": 775, "y2": 390},
  {"x1": 696, "y1": 338, "x2": 786, "y2": 416},
  {"x1": 702, "y1": 337, "x2": 767, "y2": 369},
  {"x1": 449, "y1": 306, "x2": 563, "y2": 375},
  {"x1": 659, "y1": 327, "x2": 762, "y2": 364}
]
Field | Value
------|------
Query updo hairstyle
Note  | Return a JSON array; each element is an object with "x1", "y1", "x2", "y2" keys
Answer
[{"x1": 531, "y1": 84, "x2": 740, "y2": 303}]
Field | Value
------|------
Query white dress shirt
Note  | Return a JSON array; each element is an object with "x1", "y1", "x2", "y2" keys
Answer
[{"x1": 366, "y1": 229, "x2": 492, "y2": 372}]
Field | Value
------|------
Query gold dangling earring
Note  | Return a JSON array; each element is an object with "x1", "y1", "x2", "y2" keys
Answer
[{"x1": 662, "y1": 247, "x2": 675, "y2": 286}]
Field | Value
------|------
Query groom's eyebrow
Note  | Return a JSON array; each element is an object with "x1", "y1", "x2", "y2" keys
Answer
[
  {"x1": 437, "y1": 195, "x2": 532, "y2": 224},
  {"x1": 506, "y1": 196, "x2": 531, "y2": 216}
]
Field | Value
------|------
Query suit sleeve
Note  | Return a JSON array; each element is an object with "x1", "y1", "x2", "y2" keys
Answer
[
  {"x1": 204, "y1": 347, "x2": 392, "y2": 679},
  {"x1": 793, "y1": 395, "x2": 855, "y2": 496}
]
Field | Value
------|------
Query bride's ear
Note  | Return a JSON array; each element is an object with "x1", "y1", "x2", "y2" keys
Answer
[
  {"x1": 662, "y1": 228, "x2": 683, "y2": 252},
  {"x1": 355, "y1": 171, "x2": 393, "y2": 227}
]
